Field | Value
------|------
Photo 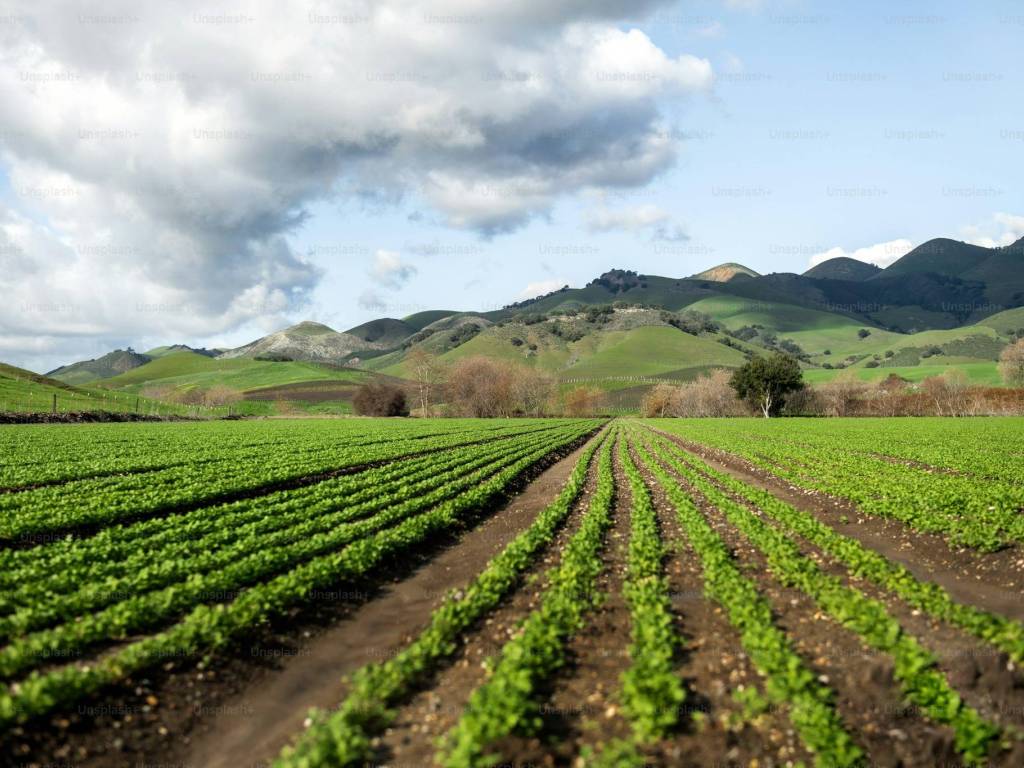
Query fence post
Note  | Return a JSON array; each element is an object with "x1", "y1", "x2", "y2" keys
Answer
[
  {"x1": 52, "y1": 393, "x2": 57, "y2": 414},
  {"x1": 135, "y1": 397, "x2": 140, "y2": 414}
]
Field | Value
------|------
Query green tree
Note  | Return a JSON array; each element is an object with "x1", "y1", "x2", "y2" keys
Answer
[{"x1": 729, "y1": 354, "x2": 804, "y2": 418}]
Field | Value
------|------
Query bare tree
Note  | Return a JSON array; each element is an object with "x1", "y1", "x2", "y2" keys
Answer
[
  {"x1": 922, "y1": 369, "x2": 971, "y2": 417},
  {"x1": 563, "y1": 386, "x2": 607, "y2": 417},
  {"x1": 641, "y1": 383, "x2": 679, "y2": 417},
  {"x1": 999, "y1": 338, "x2": 1024, "y2": 386},
  {"x1": 406, "y1": 347, "x2": 443, "y2": 416},
  {"x1": 818, "y1": 370, "x2": 867, "y2": 417},
  {"x1": 510, "y1": 366, "x2": 556, "y2": 416},
  {"x1": 446, "y1": 357, "x2": 514, "y2": 417}
]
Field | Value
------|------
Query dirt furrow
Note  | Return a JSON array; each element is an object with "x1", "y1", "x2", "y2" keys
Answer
[
  {"x1": 0, "y1": 434, "x2": 599, "y2": 768},
  {"x1": 678, "y1": 450, "x2": 1024, "y2": 743},
  {"x1": 489, "y1": 437, "x2": 633, "y2": 766},
  {"x1": 651, "y1": 429, "x2": 1024, "y2": 620},
  {"x1": 636, "y1": 448, "x2": 810, "y2": 768},
  {"x1": 651, "y1": 450, "x2": 962, "y2": 768},
  {"x1": 371, "y1": 438, "x2": 607, "y2": 768}
]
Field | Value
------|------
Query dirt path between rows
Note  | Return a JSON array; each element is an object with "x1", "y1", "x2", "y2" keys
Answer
[
  {"x1": 647, "y1": 447, "x2": 961, "y2": 767},
  {"x1": 494, "y1": 438, "x2": 633, "y2": 765},
  {"x1": 637, "y1": 446, "x2": 806, "y2": 767},
  {"x1": 649, "y1": 428, "x2": 1024, "y2": 621},
  {"x1": 374, "y1": 439, "x2": 607, "y2": 767},
  {"x1": 181, "y1": 437, "x2": 597, "y2": 768}
]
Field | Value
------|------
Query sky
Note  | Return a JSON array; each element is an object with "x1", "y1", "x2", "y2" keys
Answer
[{"x1": 0, "y1": 0, "x2": 1021, "y2": 372}]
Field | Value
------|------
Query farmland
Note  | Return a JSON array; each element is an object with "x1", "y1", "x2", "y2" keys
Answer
[{"x1": 1, "y1": 418, "x2": 1023, "y2": 767}]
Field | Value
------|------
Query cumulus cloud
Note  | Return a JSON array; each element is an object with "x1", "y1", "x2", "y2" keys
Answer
[
  {"x1": 0, "y1": 0, "x2": 710, "y2": 366},
  {"x1": 369, "y1": 250, "x2": 416, "y2": 289},
  {"x1": 961, "y1": 213, "x2": 1024, "y2": 248},
  {"x1": 808, "y1": 239, "x2": 914, "y2": 269},
  {"x1": 517, "y1": 279, "x2": 569, "y2": 300}
]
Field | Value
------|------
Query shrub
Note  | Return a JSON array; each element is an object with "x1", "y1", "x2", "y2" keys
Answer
[
  {"x1": 562, "y1": 386, "x2": 607, "y2": 417},
  {"x1": 999, "y1": 338, "x2": 1024, "y2": 386},
  {"x1": 353, "y1": 382, "x2": 409, "y2": 417},
  {"x1": 858, "y1": 328, "x2": 871, "y2": 339}
]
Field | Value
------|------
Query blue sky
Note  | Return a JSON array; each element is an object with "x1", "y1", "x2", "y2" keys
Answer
[
  {"x1": 294, "y1": 0, "x2": 1023, "y2": 330},
  {"x1": 0, "y1": 0, "x2": 1021, "y2": 370}
]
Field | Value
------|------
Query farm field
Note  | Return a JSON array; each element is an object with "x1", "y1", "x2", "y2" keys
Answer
[{"x1": 1, "y1": 418, "x2": 1023, "y2": 768}]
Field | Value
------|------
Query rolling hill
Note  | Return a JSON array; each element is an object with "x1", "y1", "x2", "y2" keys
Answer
[
  {"x1": 21, "y1": 232, "x2": 1024, "y2": 416},
  {"x1": 218, "y1": 321, "x2": 379, "y2": 363},
  {"x1": 690, "y1": 262, "x2": 760, "y2": 282},
  {"x1": 47, "y1": 348, "x2": 151, "y2": 385},
  {"x1": 803, "y1": 257, "x2": 882, "y2": 281}
]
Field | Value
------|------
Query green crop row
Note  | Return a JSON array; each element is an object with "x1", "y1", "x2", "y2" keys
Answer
[
  {"x1": 644, "y1": 433, "x2": 1003, "y2": 765},
  {"x1": 273, "y1": 428, "x2": 611, "y2": 768},
  {"x1": 0, "y1": 425, "x2": 576, "y2": 620},
  {"x1": 635, "y1": 441, "x2": 864, "y2": 768},
  {"x1": 0, "y1": 427, "x2": 580, "y2": 639},
  {"x1": 437, "y1": 432, "x2": 618, "y2": 768},
  {"x1": 0, "y1": 419, "x2": 530, "y2": 488},
  {"x1": 0, "y1": 420, "x2": 573, "y2": 539},
  {"x1": 648, "y1": 419, "x2": 1024, "y2": 551},
  {"x1": 616, "y1": 437, "x2": 686, "y2": 742},
  {"x1": 651, "y1": 431, "x2": 1024, "y2": 667},
  {"x1": 0, "y1": 426, "x2": 566, "y2": 588},
  {"x1": 0, "y1": 424, "x2": 591, "y2": 732},
  {"x1": 0, "y1": 426, "x2": 593, "y2": 681}
]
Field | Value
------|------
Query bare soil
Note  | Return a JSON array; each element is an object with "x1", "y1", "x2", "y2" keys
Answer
[
  {"x1": 0, "y1": 433, "x2": 596, "y2": 768},
  {"x1": 651, "y1": 428, "x2": 1024, "y2": 620}
]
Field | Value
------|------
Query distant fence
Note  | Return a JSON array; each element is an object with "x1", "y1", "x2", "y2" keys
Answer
[{"x1": 0, "y1": 390, "x2": 236, "y2": 419}]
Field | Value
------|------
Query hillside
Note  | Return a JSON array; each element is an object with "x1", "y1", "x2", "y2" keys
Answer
[
  {"x1": 0, "y1": 362, "x2": 210, "y2": 416},
  {"x1": 144, "y1": 344, "x2": 221, "y2": 359},
  {"x1": 29, "y1": 234, "x2": 1024, "y2": 411},
  {"x1": 876, "y1": 236, "x2": 1024, "y2": 307},
  {"x1": 48, "y1": 349, "x2": 151, "y2": 385},
  {"x1": 803, "y1": 257, "x2": 882, "y2": 281},
  {"x1": 218, "y1": 320, "x2": 381, "y2": 363},
  {"x1": 690, "y1": 262, "x2": 760, "y2": 282}
]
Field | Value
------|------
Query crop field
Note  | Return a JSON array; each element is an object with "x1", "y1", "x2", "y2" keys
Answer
[{"x1": 1, "y1": 418, "x2": 1023, "y2": 768}]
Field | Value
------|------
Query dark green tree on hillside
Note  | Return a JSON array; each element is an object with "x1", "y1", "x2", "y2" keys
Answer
[{"x1": 729, "y1": 354, "x2": 804, "y2": 418}]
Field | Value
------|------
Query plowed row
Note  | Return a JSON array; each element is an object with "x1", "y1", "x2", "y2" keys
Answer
[{"x1": 2, "y1": 417, "x2": 1022, "y2": 767}]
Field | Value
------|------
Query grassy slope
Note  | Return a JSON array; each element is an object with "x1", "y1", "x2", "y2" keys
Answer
[
  {"x1": 977, "y1": 307, "x2": 1024, "y2": 334},
  {"x1": 383, "y1": 323, "x2": 746, "y2": 392},
  {"x1": 805, "y1": 362, "x2": 1001, "y2": 386},
  {"x1": 102, "y1": 351, "x2": 369, "y2": 394},
  {"x1": 0, "y1": 363, "x2": 211, "y2": 416}
]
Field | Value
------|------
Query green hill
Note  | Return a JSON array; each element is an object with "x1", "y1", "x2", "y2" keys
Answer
[
  {"x1": 690, "y1": 263, "x2": 760, "y2": 282},
  {"x1": 380, "y1": 308, "x2": 747, "y2": 392},
  {"x1": 144, "y1": 344, "x2": 221, "y2": 359},
  {"x1": 0, "y1": 362, "x2": 214, "y2": 416},
  {"x1": 48, "y1": 348, "x2": 151, "y2": 385},
  {"x1": 403, "y1": 310, "x2": 457, "y2": 332},
  {"x1": 103, "y1": 351, "x2": 370, "y2": 395},
  {"x1": 803, "y1": 257, "x2": 882, "y2": 281},
  {"x1": 345, "y1": 318, "x2": 416, "y2": 348}
]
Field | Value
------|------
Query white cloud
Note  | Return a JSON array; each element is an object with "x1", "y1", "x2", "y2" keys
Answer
[
  {"x1": 518, "y1": 279, "x2": 569, "y2": 300},
  {"x1": 808, "y1": 239, "x2": 914, "y2": 269},
  {"x1": 961, "y1": 212, "x2": 1024, "y2": 248},
  {"x1": 585, "y1": 203, "x2": 687, "y2": 241},
  {"x1": 369, "y1": 250, "x2": 417, "y2": 289},
  {"x1": 0, "y1": 0, "x2": 709, "y2": 366},
  {"x1": 587, "y1": 204, "x2": 670, "y2": 232}
]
